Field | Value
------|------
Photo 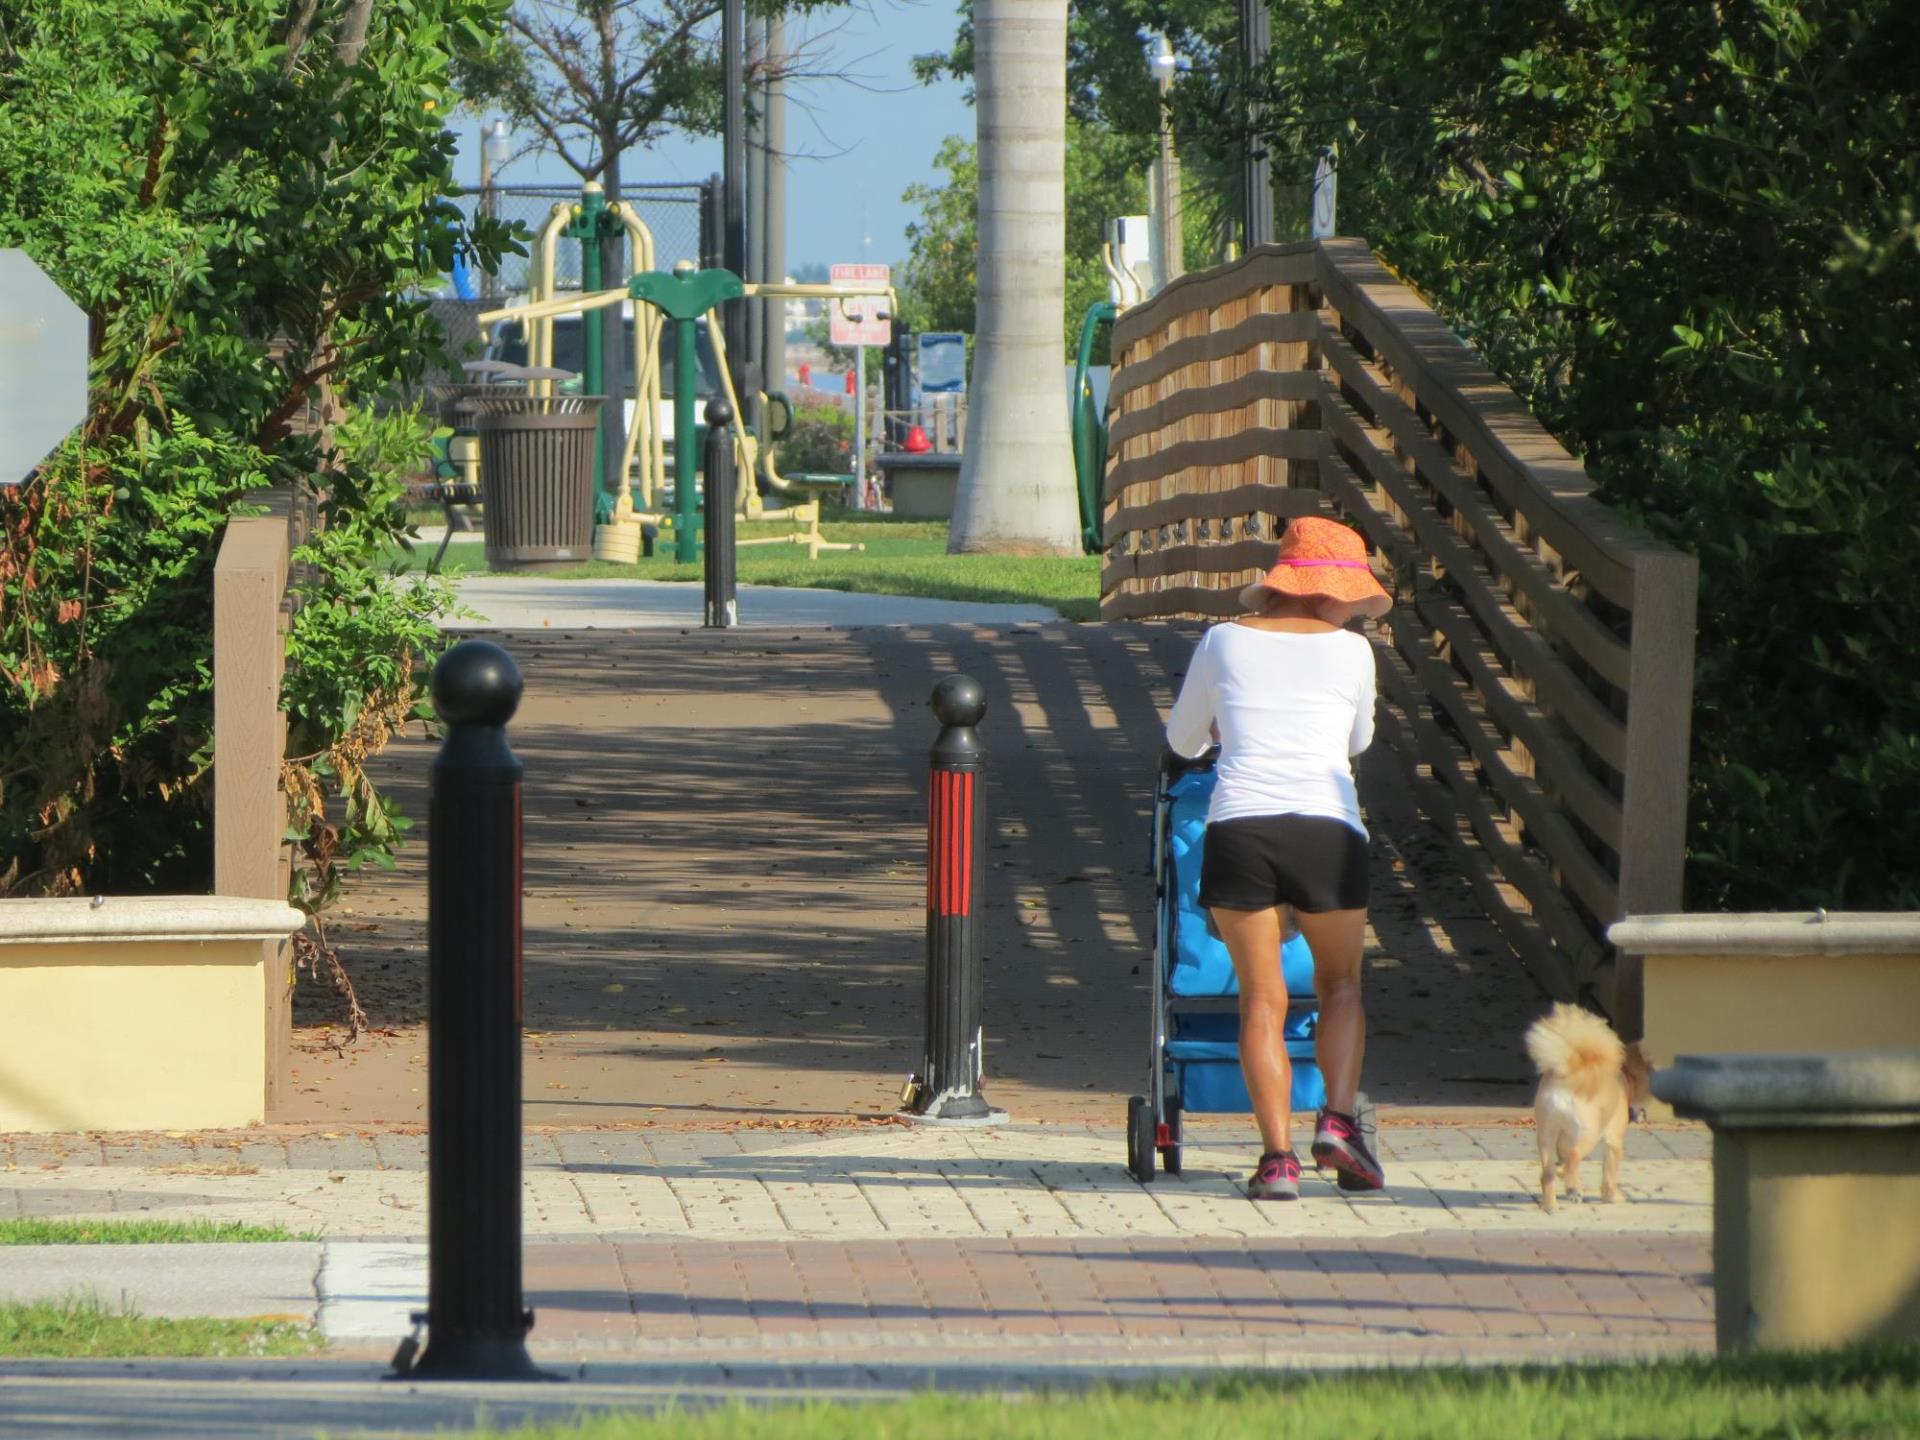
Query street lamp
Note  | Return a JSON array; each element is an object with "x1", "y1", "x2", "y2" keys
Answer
[
  {"x1": 481, "y1": 120, "x2": 512, "y2": 176},
  {"x1": 479, "y1": 120, "x2": 511, "y2": 298},
  {"x1": 1145, "y1": 34, "x2": 1184, "y2": 290}
]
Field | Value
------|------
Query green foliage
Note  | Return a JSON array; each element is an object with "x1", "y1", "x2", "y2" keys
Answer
[
  {"x1": 282, "y1": 406, "x2": 453, "y2": 919},
  {"x1": 774, "y1": 403, "x2": 853, "y2": 476},
  {"x1": 914, "y1": 0, "x2": 1247, "y2": 266},
  {"x1": 1236, "y1": 0, "x2": 1920, "y2": 908},
  {"x1": 898, "y1": 124, "x2": 1151, "y2": 359},
  {"x1": 0, "y1": 0, "x2": 508, "y2": 906},
  {"x1": 0, "y1": 426, "x2": 275, "y2": 891},
  {"x1": 898, "y1": 136, "x2": 982, "y2": 338}
]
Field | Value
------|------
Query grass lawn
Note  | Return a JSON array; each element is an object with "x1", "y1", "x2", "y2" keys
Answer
[
  {"x1": 0, "y1": 1218, "x2": 315, "y2": 1245},
  {"x1": 0, "y1": 1295, "x2": 320, "y2": 1359},
  {"x1": 470, "y1": 1347, "x2": 1920, "y2": 1439},
  {"x1": 391, "y1": 513, "x2": 1103, "y2": 622}
]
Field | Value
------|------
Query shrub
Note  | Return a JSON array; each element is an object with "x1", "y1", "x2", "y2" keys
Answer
[
  {"x1": 0, "y1": 0, "x2": 512, "y2": 984},
  {"x1": 777, "y1": 404, "x2": 855, "y2": 477},
  {"x1": 1249, "y1": 0, "x2": 1920, "y2": 908}
]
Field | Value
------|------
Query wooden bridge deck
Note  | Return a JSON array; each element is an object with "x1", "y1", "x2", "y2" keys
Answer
[{"x1": 287, "y1": 624, "x2": 1544, "y2": 1128}]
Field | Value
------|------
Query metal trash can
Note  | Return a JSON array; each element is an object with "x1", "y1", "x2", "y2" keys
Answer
[{"x1": 474, "y1": 395, "x2": 604, "y2": 571}]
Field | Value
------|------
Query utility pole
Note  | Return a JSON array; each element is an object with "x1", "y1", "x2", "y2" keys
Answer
[
  {"x1": 763, "y1": 13, "x2": 789, "y2": 397},
  {"x1": 1148, "y1": 34, "x2": 1184, "y2": 288},
  {"x1": 1240, "y1": 0, "x2": 1274, "y2": 248},
  {"x1": 721, "y1": 0, "x2": 750, "y2": 408},
  {"x1": 744, "y1": 14, "x2": 766, "y2": 437}
]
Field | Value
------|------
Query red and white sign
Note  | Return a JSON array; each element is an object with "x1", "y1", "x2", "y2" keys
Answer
[{"x1": 829, "y1": 262, "x2": 892, "y2": 347}]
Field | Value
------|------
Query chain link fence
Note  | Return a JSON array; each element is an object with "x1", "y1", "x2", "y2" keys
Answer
[{"x1": 452, "y1": 182, "x2": 708, "y2": 295}]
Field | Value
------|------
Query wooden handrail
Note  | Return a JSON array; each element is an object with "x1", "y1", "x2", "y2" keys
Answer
[{"x1": 1100, "y1": 239, "x2": 1698, "y2": 1015}]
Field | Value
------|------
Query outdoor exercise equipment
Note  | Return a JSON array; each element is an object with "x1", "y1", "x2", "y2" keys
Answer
[
  {"x1": 516, "y1": 183, "x2": 667, "y2": 562},
  {"x1": 1072, "y1": 300, "x2": 1119, "y2": 555},
  {"x1": 479, "y1": 268, "x2": 893, "y2": 566},
  {"x1": 630, "y1": 264, "x2": 745, "y2": 562},
  {"x1": 701, "y1": 311, "x2": 863, "y2": 562},
  {"x1": 563, "y1": 186, "x2": 624, "y2": 496}
]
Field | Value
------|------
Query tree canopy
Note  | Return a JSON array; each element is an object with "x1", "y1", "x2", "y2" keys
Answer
[
  {"x1": 1240, "y1": 0, "x2": 1918, "y2": 908},
  {"x1": 897, "y1": 123, "x2": 1151, "y2": 358}
]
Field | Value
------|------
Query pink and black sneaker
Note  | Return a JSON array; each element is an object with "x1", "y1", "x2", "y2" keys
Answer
[
  {"x1": 1247, "y1": 1149, "x2": 1302, "y2": 1201},
  {"x1": 1311, "y1": 1110, "x2": 1386, "y2": 1191}
]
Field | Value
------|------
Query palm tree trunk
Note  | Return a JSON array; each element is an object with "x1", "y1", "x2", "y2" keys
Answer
[{"x1": 947, "y1": 0, "x2": 1080, "y2": 555}]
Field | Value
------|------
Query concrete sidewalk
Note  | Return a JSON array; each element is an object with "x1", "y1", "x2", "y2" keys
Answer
[
  {"x1": 439, "y1": 575, "x2": 1060, "y2": 629},
  {"x1": 0, "y1": 1120, "x2": 1714, "y2": 1437},
  {"x1": 0, "y1": 1121, "x2": 1710, "y2": 1244}
]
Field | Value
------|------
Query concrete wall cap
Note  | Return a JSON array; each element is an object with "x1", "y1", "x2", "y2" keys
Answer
[
  {"x1": 0, "y1": 896, "x2": 305, "y2": 945},
  {"x1": 1609, "y1": 911, "x2": 1920, "y2": 956},
  {"x1": 1654, "y1": 1050, "x2": 1920, "y2": 1129}
]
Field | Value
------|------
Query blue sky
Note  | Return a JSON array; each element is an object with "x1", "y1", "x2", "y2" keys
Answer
[{"x1": 451, "y1": 0, "x2": 974, "y2": 272}]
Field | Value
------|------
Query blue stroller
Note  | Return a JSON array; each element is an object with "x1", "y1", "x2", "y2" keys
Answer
[{"x1": 1126, "y1": 750, "x2": 1372, "y2": 1182}]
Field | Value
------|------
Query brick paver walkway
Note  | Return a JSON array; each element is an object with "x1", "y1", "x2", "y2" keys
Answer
[
  {"x1": 0, "y1": 1120, "x2": 1715, "y2": 1368},
  {"x1": 313, "y1": 1231, "x2": 1711, "y2": 1368}
]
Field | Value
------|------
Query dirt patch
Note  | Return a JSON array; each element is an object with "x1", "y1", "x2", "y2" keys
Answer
[{"x1": 285, "y1": 624, "x2": 1543, "y2": 1129}]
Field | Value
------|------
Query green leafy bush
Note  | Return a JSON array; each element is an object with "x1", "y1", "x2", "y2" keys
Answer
[
  {"x1": 1243, "y1": 0, "x2": 1920, "y2": 908},
  {"x1": 776, "y1": 404, "x2": 854, "y2": 476},
  {"x1": 0, "y1": 0, "x2": 512, "y2": 946}
]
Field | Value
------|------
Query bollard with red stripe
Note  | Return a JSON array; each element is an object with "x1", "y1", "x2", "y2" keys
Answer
[{"x1": 905, "y1": 675, "x2": 1006, "y2": 1124}]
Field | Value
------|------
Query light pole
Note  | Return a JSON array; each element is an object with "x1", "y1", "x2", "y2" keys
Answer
[
  {"x1": 1147, "y1": 34, "x2": 1184, "y2": 290},
  {"x1": 1239, "y1": 0, "x2": 1274, "y2": 249},
  {"x1": 479, "y1": 121, "x2": 511, "y2": 300}
]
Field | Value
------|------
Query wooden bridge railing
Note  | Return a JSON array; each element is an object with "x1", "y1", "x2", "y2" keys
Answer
[{"x1": 1103, "y1": 239, "x2": 1698, "y2": 1017}]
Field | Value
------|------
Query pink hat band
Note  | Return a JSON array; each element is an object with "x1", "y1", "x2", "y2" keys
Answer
[{"x1": 1275, "y1": 558, "x2": 1372, "y2": 570}]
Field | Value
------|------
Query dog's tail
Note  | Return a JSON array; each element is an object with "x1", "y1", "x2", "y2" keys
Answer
[{"x1": 1525, "y1": 1002, "x2": 1624, "y2": 1083}]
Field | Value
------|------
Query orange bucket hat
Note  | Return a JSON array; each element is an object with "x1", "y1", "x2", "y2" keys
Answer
[{"x1": 1238, "y1": 516, "x2": 1391, "y2": 620}]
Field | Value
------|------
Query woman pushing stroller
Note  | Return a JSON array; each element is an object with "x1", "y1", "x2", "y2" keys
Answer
[{"x1": 1164, "y1": 517, "x2": 1392, "y2": 1201}]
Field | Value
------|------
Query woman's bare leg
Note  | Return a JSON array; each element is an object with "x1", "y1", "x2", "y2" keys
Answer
[
  {"x1": 1211, "y1": 904, "x2": 1296, "y2": 1154},
  {"x1": 1293, "y1": 907, "x2": 1368, "y2": 1115}
]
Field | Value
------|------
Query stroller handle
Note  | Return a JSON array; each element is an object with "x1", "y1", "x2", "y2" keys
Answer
[{"x1": 1160, "y1": 744, "x2": 1220, "y2": 781}]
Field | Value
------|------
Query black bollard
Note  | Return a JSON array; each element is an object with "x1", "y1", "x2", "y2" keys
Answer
[
  {"x1": 400, "y1": 640, "x2": 545, "y2": 1380},
  {"x1": 703, "y1": 397, "x2": 738, "y2": 628},
  {"x1": 904, "y1": 675, "x2": 1006, "y2": 1124}
]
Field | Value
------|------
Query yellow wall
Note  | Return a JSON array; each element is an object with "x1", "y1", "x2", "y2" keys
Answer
[
  {"x1": 1716, "y1": 1128, "x2": 1920, "y2": 1350},
  {"x1": 0, "y1": 939, "x2": 268, "y2": 1133},
  {"x1": 1642, "y1": 950, "x2": 1920, "y2": 1119}
]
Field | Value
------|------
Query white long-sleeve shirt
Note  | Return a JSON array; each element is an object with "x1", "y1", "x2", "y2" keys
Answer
[{"x1": 1165, "y1": 622, "x2": 1378, "y2": 835}]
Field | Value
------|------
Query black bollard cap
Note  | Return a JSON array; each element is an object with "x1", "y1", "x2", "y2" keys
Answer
[
  {"x1": 930, "y1": 674, "x2": 986, "y2": 729},
  {"x1": 432, "y1": 640, "x2": 524, "y2": 728},
  {"x1": 704, "y1": 396, "x2": 734, "y2": 428}
]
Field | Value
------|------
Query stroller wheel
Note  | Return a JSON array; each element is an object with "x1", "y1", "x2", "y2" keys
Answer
[
  {"x1": 1161, "y1": 1098, "x2": 1183, "y2": 1176},
  {"x1": 1126, "y1": 1096, "x2": 1155, "y2": 1184}
]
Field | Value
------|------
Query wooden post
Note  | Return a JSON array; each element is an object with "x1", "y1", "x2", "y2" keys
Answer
[
  {"x1": 1613, "y1": 549, "x2": 1699, "y2": 1038},
  {"x1": 214, "y1": 508, "x2": 293, "y2": 1112}
]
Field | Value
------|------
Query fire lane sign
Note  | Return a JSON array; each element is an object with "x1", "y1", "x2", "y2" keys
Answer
[
  {"x1": 829, "y1": 262, "x2": 892, "y2": 348},
  {"x1": 1, "y1": 250, "x2": 88, "y2": 486}
]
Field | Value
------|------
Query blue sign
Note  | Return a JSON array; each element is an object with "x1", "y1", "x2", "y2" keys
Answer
[{"x1": 918, "y1": 332, "x2": 967, "y2": 393}]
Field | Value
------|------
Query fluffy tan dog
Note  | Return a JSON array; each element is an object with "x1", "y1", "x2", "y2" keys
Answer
[{"x1": 1524, "y1": 1004, "x2": 1649, "y2": 1213}]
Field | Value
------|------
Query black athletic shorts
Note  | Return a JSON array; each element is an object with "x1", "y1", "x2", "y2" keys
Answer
[{"x1": 1198, "y1": 813, "x2": 1370, "y2": 913}]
